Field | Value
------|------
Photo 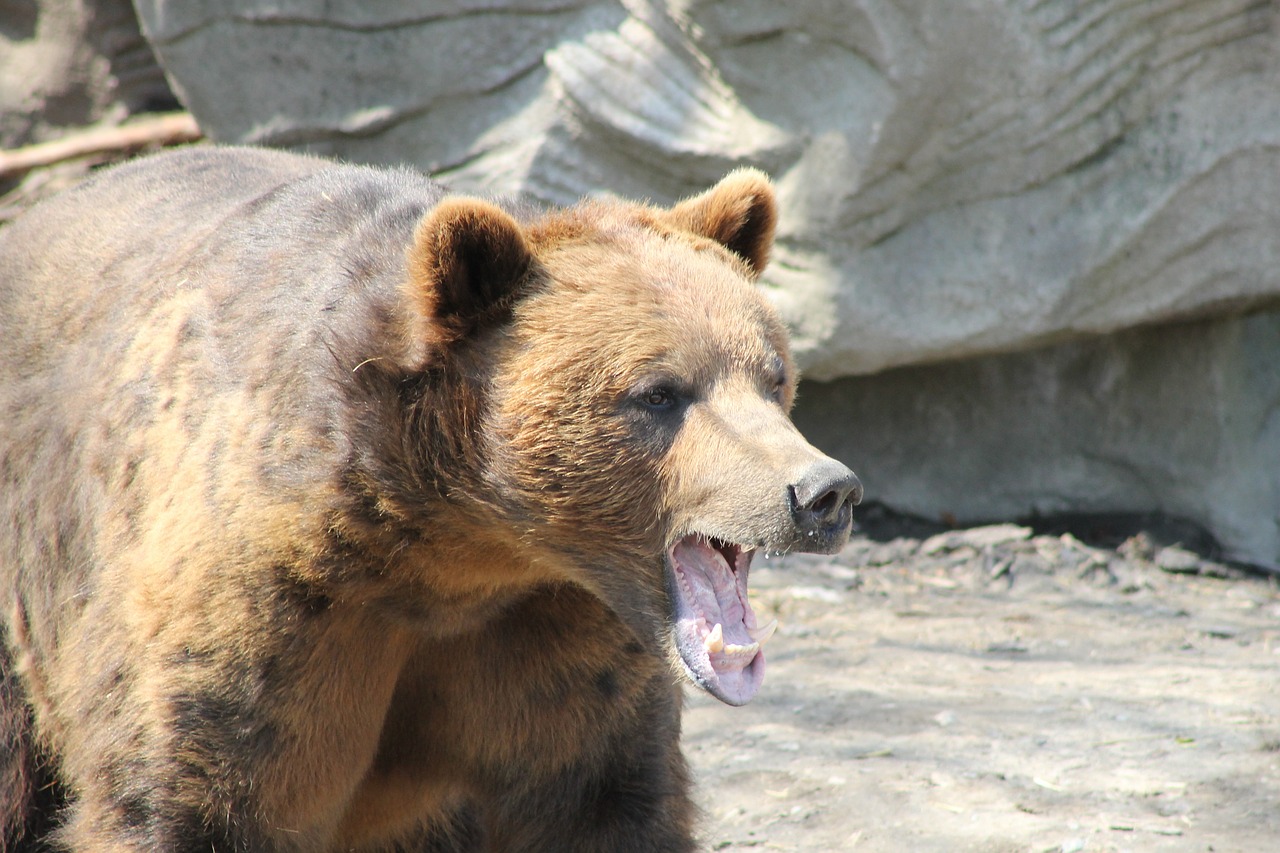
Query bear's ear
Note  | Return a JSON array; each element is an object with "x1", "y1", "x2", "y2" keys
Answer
[
  {"x1": 664, "y1": 168, "x2": 777, "y2": 278},
  {"x1": 406, "y1": 197, "x2": 533, "y2": 342}
]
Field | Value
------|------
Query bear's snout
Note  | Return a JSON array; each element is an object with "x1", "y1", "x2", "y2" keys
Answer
[{"x1": 789, "y1": 459, "x2": 862, "y2": 553}]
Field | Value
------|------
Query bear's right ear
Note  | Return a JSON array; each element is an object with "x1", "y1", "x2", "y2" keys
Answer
[{"x1": 405, "y1": 197, "x2": 533, "y2": 343}]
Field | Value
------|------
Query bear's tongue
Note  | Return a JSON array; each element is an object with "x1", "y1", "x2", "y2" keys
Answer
[{"x1": 667, "y1": 535, "x2": 778, "y2": 706}]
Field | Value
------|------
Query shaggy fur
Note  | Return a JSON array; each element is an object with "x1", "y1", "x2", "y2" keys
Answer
[{"x1": 0, "y1": 147, "x2": 858, "y2": 852}]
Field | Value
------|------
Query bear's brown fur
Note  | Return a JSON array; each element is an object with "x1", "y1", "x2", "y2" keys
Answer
[{"x1": 0, "y1": 147, "x2": 860, "y2": 852}]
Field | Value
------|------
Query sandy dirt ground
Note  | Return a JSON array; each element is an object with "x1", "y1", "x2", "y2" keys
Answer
[{"x1": 683, "y1": 511, "x2": 1280, "y2": 852}]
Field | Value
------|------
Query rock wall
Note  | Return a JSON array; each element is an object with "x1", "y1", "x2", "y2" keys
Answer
[
  {"x1": 1, "y1": 0, "x2": 171, "y2": 149},
  {"x1": 134, "y1": 0, "x2": 1280, "y2": 374},
  {"x1": 125, "y1": 0, "x2": 1280, "y2": 566},
  {"x1": 794, "y1": 310, "x2": 1280, "y2": 569}
]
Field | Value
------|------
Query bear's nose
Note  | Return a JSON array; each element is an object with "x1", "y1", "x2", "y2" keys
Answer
[{"x1": 791, "y1": 460, "x2": 863, "y2": 528}]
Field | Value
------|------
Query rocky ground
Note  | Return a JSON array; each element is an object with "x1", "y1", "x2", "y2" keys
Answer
[{"x1": 684, "y1": 507, "x2": 1280, "y2": 852}]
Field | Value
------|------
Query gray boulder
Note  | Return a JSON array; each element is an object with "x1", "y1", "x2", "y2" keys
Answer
[
  {"x1": 130, "y1": 0, "x2": 1280, "y2": 566},
  {"x1": 1, "y1": 0, "x2": 171, "y2": 149},
  {"x1": 134, "y1": 0, "x2": 1280, "y2": 374},
  {"x1": 795, "y1": 309, "x2": 1280, "y2": 570}
]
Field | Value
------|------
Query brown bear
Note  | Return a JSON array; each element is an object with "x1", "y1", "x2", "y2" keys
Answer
[{"x1": 0, "y1": 146, "x2": 861, "y2": 852}]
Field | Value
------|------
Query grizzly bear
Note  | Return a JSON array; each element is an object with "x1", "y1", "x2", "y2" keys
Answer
[{"x1": 0, "y1": 146, "x2": 860, "y2": 852}]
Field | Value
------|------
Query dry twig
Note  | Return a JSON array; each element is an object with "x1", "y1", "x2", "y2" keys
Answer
[{"x1": 0, "y1": 112, "x2": 202, "y2": 180}]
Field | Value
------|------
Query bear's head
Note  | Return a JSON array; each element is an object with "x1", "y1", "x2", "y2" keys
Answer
[{"x1": 399, "y1": 171, "x2": 861, "y2": 705}]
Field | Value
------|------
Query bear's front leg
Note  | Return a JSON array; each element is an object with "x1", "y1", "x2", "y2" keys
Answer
[
  {"x1": 42, "y1": 602, "x2": 415, "y2": 853},
  {"x1": 477, "y1": 682, "x2": 697, "y2": 853},
  {"x1": 53, "y1": 790, "x2": 292, "y2": 853},
  {"x1": 370, "y1": 585, "x2": 698, "y2": 853}
]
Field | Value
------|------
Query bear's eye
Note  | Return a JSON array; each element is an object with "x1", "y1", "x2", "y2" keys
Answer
[
  {"x1": 770, "y1": 373, "x2": 788, "y2": 404},
  {"x1": 639, "y1": 387, "x2": 677, "y2": 410}
]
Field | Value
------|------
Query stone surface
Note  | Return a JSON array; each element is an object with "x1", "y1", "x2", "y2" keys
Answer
[
  {"x1": 792, "y1": 309, "x2": 1280, "y2": 569},
  {"x1": 0, "y1": 0, "x2": 172, "y2": 151},
  {"x1": 123, "y1": 0, "x2": 1280, "y2": 566},
  {"x1": 133, "y1": 0, "x2": 1280, "y2": 377},
  {"x1": 0, "y1": 0, "x2": 178, "y2": 222}
]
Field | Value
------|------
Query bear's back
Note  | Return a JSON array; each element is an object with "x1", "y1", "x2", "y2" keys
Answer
[
  {"x1": 0, "y1": 146, "x2": 445, "y2": 382},
  {"x1": 0, "y1": 147, "x2": 446, "y2": 644}
]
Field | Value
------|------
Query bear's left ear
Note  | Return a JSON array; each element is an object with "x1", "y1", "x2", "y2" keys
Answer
[
  {"x1": 406, "y1": 197, "x2": 533, "y2": 343},
  {"x1": 664, "y1": 168, "x2": 777, "y2": 278}
]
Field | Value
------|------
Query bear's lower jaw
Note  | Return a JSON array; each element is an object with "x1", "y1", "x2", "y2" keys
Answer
[{"x1": 666, "y1": 535, "x2": 775, "y2": 706}]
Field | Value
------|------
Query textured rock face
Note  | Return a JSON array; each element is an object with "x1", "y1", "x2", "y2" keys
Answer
[
  {"x1": 792, "y1": 310, "x2": 1280, "y2": 569},
  {"x1": 0, "y1": 0, "x2": 171, "y2": 149},
  {"x1": 127, "y1": 0, "x2": 1280, "y2": 565},
  {"x1": 134, "y1": 0, "x2": 1280, "y2": 377}
]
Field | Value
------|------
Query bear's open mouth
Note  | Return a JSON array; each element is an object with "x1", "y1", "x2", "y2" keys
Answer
[{"x1": 666, "y1": 534, "x2": 778, "y2": 706}]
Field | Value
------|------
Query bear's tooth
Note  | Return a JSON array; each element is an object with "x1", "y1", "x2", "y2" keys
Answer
[
  {"x1": 747, "y1": 618, "x2": 778, "y2": 645},
  {"x1": 704, "y1": 623, "x2": 724, "y2": 654}
]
